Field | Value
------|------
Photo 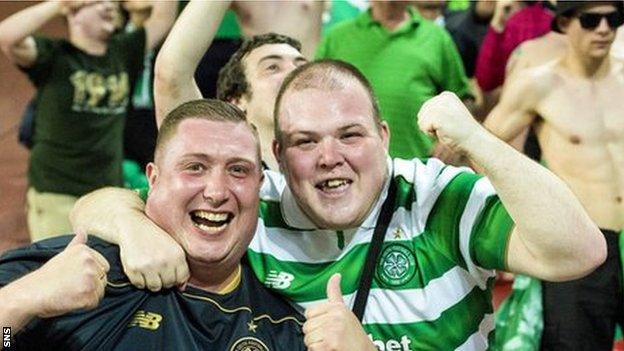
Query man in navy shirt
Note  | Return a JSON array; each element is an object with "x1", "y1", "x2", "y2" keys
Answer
[{"x1": 0, "y1": 99, "x2": 305, "y2": 351}]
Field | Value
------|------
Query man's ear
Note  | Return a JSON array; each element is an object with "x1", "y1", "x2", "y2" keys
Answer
[
  {"x1": 146, "y1": 162, "x2": 159, "y2": 188},
  {"x1": 379, "y1": 121, "x2": 391, "y2": 151},
  {"x1": 272, "y1": 139, "x2": 285, "y2": 173},
  {"x1": 558, "y1": 17, "x2": 572, "y2": 33},
  {"x1": 231, "y1": 95, "x2": 248, "y2": 113}
]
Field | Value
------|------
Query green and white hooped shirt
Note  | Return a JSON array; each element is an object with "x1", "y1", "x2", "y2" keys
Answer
[{"x1": 247, "y1": 157, "x2": 514, "y2": 350}]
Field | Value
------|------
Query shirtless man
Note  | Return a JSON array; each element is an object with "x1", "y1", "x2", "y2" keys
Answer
[
  {"x1": 232, "y1": 1, "x2": 324, "y2": 58},
  {"x1": 484, "y1": 2, "x2": 624, "y2": 349}
]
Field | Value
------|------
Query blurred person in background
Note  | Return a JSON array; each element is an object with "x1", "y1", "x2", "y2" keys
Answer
[
  {"x1": 154, "y1": 1, "x2": 308, "y2": 170},
  {"x1": 0, "y1": 0, "x2": 176, "y2": 241},
  {"x1": 445, "y1": 0, "x2": 496, "y2": 116},
  {"x1": 316, "y1": 0, "x2": 473, "y2": 161},
  {"x1": 475, "y1": 0, "x2": 554, "y2": 113},
  {"x1": 484, "y1": 2, "x2": 624, "y2": 349}
]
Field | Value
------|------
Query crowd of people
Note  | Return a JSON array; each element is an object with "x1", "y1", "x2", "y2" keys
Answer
[{"x1": 0, "y1": 0, "x2": 623, "y2": 350}]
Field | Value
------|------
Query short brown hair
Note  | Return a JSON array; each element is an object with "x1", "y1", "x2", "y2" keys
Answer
[
  {"x1": 155, "y1": 99, "x2": 261, "y2": 163},
  {"x1": 273, "y1": 59, "x2": 382, "y2": 144},
  {"x1": 216, "y1": 33, "x2": 302, "y2": 102}
]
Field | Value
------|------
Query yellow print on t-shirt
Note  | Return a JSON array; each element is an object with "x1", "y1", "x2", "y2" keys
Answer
[{"x1": 69, "y1": 71, "x2": 129, "y2": 114}]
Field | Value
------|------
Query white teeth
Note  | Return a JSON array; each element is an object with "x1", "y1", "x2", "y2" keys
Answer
[
  {"x1": 325, "y1": 179, "x2": 348, "y2": 188},
  {"x1": 194, "y1": 211, "x2": 228, "y2": 221},
  {"x1": 193, "y1": 222, "x2": 227, "y2": 233}
]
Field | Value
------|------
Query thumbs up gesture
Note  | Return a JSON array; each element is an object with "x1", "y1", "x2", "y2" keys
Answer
[
  {"x1": 303, "y1": 274, "x2": 376, "y2": 351},
  {"x1": 24, "y1": 232, "x2": 110, "y2": 318}
]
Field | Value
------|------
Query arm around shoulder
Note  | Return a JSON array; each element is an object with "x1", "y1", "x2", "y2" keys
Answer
[{"x1": 69, "y1": 187, "x2": 189, "y2": 292}]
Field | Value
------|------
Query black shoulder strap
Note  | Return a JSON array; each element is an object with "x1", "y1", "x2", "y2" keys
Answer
[{"x1": 352, "y1": 175, "x2": 397, "y2": 321}]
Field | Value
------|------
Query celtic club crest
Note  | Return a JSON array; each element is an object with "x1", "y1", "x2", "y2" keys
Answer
[{"x1": 376, "y1": 243, "x2": 417, "y2": 287}]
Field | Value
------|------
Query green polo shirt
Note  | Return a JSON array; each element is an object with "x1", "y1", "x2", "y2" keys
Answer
[{"x1": 316, "y1": 7, "x2": 471, "y2": 159}]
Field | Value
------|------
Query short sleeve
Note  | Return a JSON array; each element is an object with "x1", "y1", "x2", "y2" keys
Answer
[
  {"x1": 0, "y1": 237, "x2": 68, "y2": 286},
  {"x1": 20, "y1": 36, "x2": 60, "y2": 86},
  {"x1": 469, "y1": 194, "x2": 514, "y2": 270},
  {"x1": 438, "y1": 31, "x2": 472, "y2": 100}
]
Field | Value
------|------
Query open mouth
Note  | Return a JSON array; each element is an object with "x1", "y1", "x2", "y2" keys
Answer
[
  {"x1": 190, "y1": 210, "x2": 233, "y2": 233},
  {"x1": 315, "y1": 178, "x2": 353, "y2": 193}
]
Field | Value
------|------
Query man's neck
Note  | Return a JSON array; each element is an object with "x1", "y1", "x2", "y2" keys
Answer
[
  {"x1": 248, "y1": 113, "x2": 278, "y2": 170},
  {"x1": 370, "y1": 2, "x2": 410, "y2": 31},
  {"x1": 69, "y1": 29, "x2": 108, "y2": 56},
  {"x1": 563, "y1": 49, "x2": 611, "y2": 79},
  {"x1": 187, "y1": 260, "x2": 241, "y2": 294}
]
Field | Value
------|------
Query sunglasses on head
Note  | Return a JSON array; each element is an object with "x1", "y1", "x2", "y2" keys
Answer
[{"x1": 577, "y1": 11, "x2": 624, "y2": 30}]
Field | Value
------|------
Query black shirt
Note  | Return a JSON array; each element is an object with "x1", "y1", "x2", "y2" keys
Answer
[{"x1": 0, "y1": 236, "x2": 305, "y2": 350}]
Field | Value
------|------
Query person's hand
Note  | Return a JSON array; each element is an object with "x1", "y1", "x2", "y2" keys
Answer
[
  {"x1": 303, "y1": 274, "x2": 376, "y2": 351},
  {"x1": 117, "y1": 215, "x2": 190, "y2": 292},
  {"x1": 27, "y1": 232, "x2": 109, "y2": 318},
  {"x1": 418, "y1": 91, "x2": 484, "y2": 156},
  {"x1": 490, "y1": 0, "x2": 522, "y2": 32},
  {"x1": 56, "y1": 0, "x2": 87, "y2": 15}
]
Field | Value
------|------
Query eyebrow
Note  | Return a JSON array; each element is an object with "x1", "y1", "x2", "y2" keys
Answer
[
  {"x1": 258, "y1": 55, "x2": 285, "y2": 64},
  {"x1": 178, "y1": 153, "x2": 258, "y2": 166},
  {"x1": 286, "y1": 123, "x2": 366, "y2": 137},
  {"x1": 338, "y1": 123, "x2": 365, "y2": 132},
  {"x1": 258, "y1": 54, "x2": 307, "y2": 64}
]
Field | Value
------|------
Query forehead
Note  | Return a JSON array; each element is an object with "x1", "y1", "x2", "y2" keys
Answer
[
  {"x1": 243, "y1": 44, "x2": 304, "y2": 69},
  {"x1": 163, "y1": 119, "x2": 258, "y2": 163},
  {"x1": 578, "y1": 3, "x2": 617, "y2": 13},
  {"x1": 279, "y1": 81, "x2": 376, "y2": 133}
]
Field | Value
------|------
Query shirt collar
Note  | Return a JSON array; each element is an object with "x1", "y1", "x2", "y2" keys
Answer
[
  {"x1": 357, "y1": 6, "x2": 422, "y2": 32},
  {"x1": 280, "y1": 157, "x2": 394, "y2": 231}
]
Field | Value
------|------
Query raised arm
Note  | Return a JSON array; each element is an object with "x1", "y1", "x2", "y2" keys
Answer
[
  {"x1": 0, "y1": 1, "x2": 68, "y2": 67},
  {"x1": 0, "y1": 233, "x2": 108, "y2": 340},
  {"x1": 69, "y1": 188, "x2": 189, "y2": 291},
  {"x1": 483, "y1": 71, "x2": 541, "y2": 147},
  {"x1": 418, "y1": 92, "x2": 606, "y2": 282},
  {"x1": 140, "y1": 0, "x2": 178, "y2": 52},
  {"x1": 154, "y1": 0, "x2": 231, "y2": 124}
]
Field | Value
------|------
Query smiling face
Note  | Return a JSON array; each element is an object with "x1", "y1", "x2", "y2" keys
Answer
[
  {"x1": 274, "y1": 78, "x2": 390, "y2": 230},
  {"x1": 563, "y1": 3, "x2": 619, "y2": 59},
  {"x1": 239, "y1": 43, "x2": 307, "y2": 126},
  {"x1": 145, "y1": 119, "x2": 263, "y2": 270}
]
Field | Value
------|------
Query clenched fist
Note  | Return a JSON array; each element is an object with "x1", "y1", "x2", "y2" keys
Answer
[
  {"x1": 417, "y1": 91, "x2": 484, "y2": 155},
  {"x1": 303, "y1": 274, "x2": 376, "y2": 351},
  {"x1": 29, "y1": 232, "x2": 110, "y2": 318}
]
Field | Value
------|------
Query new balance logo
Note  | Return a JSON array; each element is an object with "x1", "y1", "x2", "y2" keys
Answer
[
  {"x1": 128, "y1": 310, "x2": 162, "y2": 330},
  {"x1": 264, "y1": 271, "x2": 294, "y2": 290}
]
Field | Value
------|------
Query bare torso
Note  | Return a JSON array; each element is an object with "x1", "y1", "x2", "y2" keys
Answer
[
  {"x1": 506, "y1": 32, "x2": 568, "y2": 79},
  {"x1": 232, "y1": 1, "x2": 324, "y2": 58},
  {"x1": 531, "y1": 59, "x2": 624, "y2": 230}
]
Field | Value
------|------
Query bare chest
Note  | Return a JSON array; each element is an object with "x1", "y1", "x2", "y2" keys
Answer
[
  {"x1": 235, "y1": 1, "x2": 323, "y2": 32},
  {"x1": 537, "y1": 78, "x2": 624, "y2": 145}
]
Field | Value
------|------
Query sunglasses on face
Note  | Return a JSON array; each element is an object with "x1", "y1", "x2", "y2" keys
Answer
[{"x1": 577, "y1": 11, "x2": 624, "y2": 30}]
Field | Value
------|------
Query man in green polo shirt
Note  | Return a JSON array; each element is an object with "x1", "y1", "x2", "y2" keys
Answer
[{"x1": 316, "y1": 1, "x2": 472, "y2": 160}]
